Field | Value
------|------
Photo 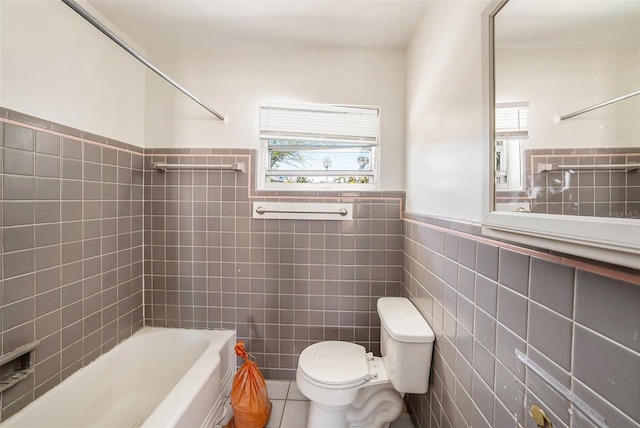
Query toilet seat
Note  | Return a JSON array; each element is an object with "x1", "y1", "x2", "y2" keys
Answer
[
  {"x1": 298, "y1": 368, "x2": 368, "y2": 390},
  {"x1": 298, "y1": 341, "x2": 370, "y2": 389}
]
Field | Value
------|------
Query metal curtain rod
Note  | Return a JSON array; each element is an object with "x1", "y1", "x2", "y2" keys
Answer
[
  {"x1": 255, "y1": 206, "x2": 349, "y2": 216},
  {"x1": 555, "y1": 89, "x2": 640, "y2": 123},
  {"x1": 150, "y1": 162, "x2": 245, "y2": 172},
  {"x1": 61, "y1": 0, "x2": 228, "y2": 123}
]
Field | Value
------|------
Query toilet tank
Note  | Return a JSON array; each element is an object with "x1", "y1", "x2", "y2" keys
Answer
[{"x1": 377, "y1": 297, "x2": 435, "y2": 394}]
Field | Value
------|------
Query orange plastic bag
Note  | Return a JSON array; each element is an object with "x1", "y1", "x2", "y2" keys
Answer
[{"x1": 224, "y1": 342, "x2": 272, "y2": 428}]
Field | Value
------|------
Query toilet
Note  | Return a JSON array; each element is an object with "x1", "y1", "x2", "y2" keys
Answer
[{"x1": 296, "y1": 297, "x2": 435, "y2": 428}]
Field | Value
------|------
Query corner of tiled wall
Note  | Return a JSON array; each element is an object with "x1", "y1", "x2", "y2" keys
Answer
[
  {"x1": 402, "y1": 212, "x2": 640, "y2": 428},
  {"x1": 0, "y1": 110, "x2": 144, "y2": 420}
]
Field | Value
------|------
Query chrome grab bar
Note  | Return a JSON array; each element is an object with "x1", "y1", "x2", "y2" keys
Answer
[
  {"x1": 255, "y1": 206, "x2": 348, "y2": 216},
  {"x1": 516, "y1": 350, "x2": 607, "y2": 428}
]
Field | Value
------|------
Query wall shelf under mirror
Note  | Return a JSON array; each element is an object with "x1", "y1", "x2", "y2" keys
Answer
[{"x1": 483, "y1": 0, "x2": 640, "y2": 270}]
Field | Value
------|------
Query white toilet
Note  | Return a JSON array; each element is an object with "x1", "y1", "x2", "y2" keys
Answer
[{"x1": 296, "y1": 297, "x2": 435, "y2": 428}]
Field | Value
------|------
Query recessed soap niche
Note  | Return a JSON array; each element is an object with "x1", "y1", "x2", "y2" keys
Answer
[{"x1": 0, "y1": 341, "x2": 40, "y2": 392}]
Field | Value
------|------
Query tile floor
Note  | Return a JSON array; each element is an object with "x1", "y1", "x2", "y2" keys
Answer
[{"x1": 218, "y1": 380, "x2": 415, "y2": 428}]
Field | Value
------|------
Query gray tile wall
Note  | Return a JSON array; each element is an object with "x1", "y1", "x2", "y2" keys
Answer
[
  {"x1": 530, "y1": 149, "x2": 640, "y2": 218},
  {"x1": 498, "y1": 148, "x2": 640, "y2": 218},
  {"x1": 143, "y1": 150, "x2": 405, "y2": 379},
  {"x1": 0, "y1": 109, "x2": 404, "y2": 423},
  {"x1": 6, "y1": 109, "x2": 636, "y2": 428},
  {"x1": 402, "y1": 214, "x2": 640, "y2": 428},
  {"x1": 0, "y1": 110, "x2": 144, "y2": 420}
]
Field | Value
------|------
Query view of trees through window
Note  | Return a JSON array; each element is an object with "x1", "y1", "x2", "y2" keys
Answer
[{"x1": 267, "y1": 140, "x2": 372, "y2": 184}]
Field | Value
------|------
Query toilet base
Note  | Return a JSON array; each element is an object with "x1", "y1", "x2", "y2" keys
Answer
[
  {"x1": 346, "y1": 384, "x2": 404, "y2": 428},
  {"x1": 307, "y1": 402, "x2": 351, "y2": 428},
  {"x1": 304, "y1": 383, "x2": 404, "y2": 428}
]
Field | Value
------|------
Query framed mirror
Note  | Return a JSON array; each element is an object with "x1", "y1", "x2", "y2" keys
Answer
[{"x1": 482, "y1": 0, "x2": 640, "y2": 270}]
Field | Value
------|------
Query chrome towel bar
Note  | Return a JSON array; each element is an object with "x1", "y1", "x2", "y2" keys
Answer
[
  {"x1": 537, "y1": 162, "x2": 640, "y2": 173},
  {"x1": 255, "y1": 206, "x2": 348, "y2": 216},
  {"x1": 150, "y1": 162, "x2": 245, "y2": 172}
]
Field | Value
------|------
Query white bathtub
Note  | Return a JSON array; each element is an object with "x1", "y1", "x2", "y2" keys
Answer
[{"x1": 2, "y1": 327, "x2": 236, "y2": 428}]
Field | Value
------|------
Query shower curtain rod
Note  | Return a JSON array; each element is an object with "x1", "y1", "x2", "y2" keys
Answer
[
  {"x1": 555, "y1": 89, "x2": 640, "y2": 123},
  {"x1": 61, "y1": 0, "x2": 228, "y2": 123}
]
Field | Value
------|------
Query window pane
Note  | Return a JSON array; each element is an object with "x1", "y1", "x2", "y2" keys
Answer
[
  {"x1": 269, "y1": 147, "x2": 372, "y2": 172},
  {"x1": 260, "y1": 103, "x2": 379, "y2": 189}
]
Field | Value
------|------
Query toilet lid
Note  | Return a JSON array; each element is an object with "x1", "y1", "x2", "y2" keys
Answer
[{"x1": 299, "y1": 341, "x2": 370, "y2": 387}]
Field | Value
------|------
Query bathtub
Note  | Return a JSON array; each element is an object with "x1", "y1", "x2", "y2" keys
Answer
[{"x1": 2, "y1": 327, "x2": 236, "y2": 428}]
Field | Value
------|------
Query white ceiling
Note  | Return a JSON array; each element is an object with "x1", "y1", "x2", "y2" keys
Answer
[
  {"x1": 86, "y1": 0, "x2": 429, "y2": 51},
  {"x1": 496, "y1": 0, "x2": 640, "y2": 49},
  {"x1": 85, "y1": 0, "x2": 640, "y2": 52}
]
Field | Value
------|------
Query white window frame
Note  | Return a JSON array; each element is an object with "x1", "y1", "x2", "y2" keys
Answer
[
  {"x1": 258, "y1": 103, "x2": 379, "y2": 191},
  {"x1": 495, "y1": 101, "x2": 529, "y2": 191}
]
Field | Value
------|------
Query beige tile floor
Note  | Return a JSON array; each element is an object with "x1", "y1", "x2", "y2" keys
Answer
[{"x1": 219, "y1": 380, "x2": 415, "y2": 428}]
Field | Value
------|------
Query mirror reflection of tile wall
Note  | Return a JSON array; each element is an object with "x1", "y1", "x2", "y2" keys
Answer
[{"x1": 497, "y1": 148, "x2": 640, "y2": 219}]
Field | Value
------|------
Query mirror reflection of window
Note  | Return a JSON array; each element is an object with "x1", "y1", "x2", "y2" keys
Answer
[
  {"x1": 494, "y1": 0, "x2": 640, "y2": 219},
  {"x1": 495, "y1": 102, "x2": 528, "y2": 191}
]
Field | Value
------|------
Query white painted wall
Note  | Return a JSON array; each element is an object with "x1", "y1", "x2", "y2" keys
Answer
[
  {"x1": 0, "y1": 1, "x2": 146, "y2": 146},
  {"x1": 405, "y1": 1, "x2": 492, "y2": 221},
  {"x1": 143, "y1": 48, "x2": 406, "y2": 190},
  {"x1": 496, "y1": 48, "x2": 640, "y2": 150}
]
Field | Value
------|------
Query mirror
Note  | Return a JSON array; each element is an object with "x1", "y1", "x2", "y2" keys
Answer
[
  {"x1": 483, "y1": 0, "x2": 640, "y2": 270},
  {"x1": 493, "y1": 0, "x2": 640, "y2": 219}
]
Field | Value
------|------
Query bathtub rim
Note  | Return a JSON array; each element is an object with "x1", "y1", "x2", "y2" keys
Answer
[{"x1": 0, "y1": 326, "x2": 236, "y2": 428}]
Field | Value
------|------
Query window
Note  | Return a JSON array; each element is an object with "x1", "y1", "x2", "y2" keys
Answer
[
  {"x1": 259, "y1": 103, "x2": 379, "y2": 190},
  {"x1": 495, "y1": 102, "x2": 528, "y2": 191}
]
